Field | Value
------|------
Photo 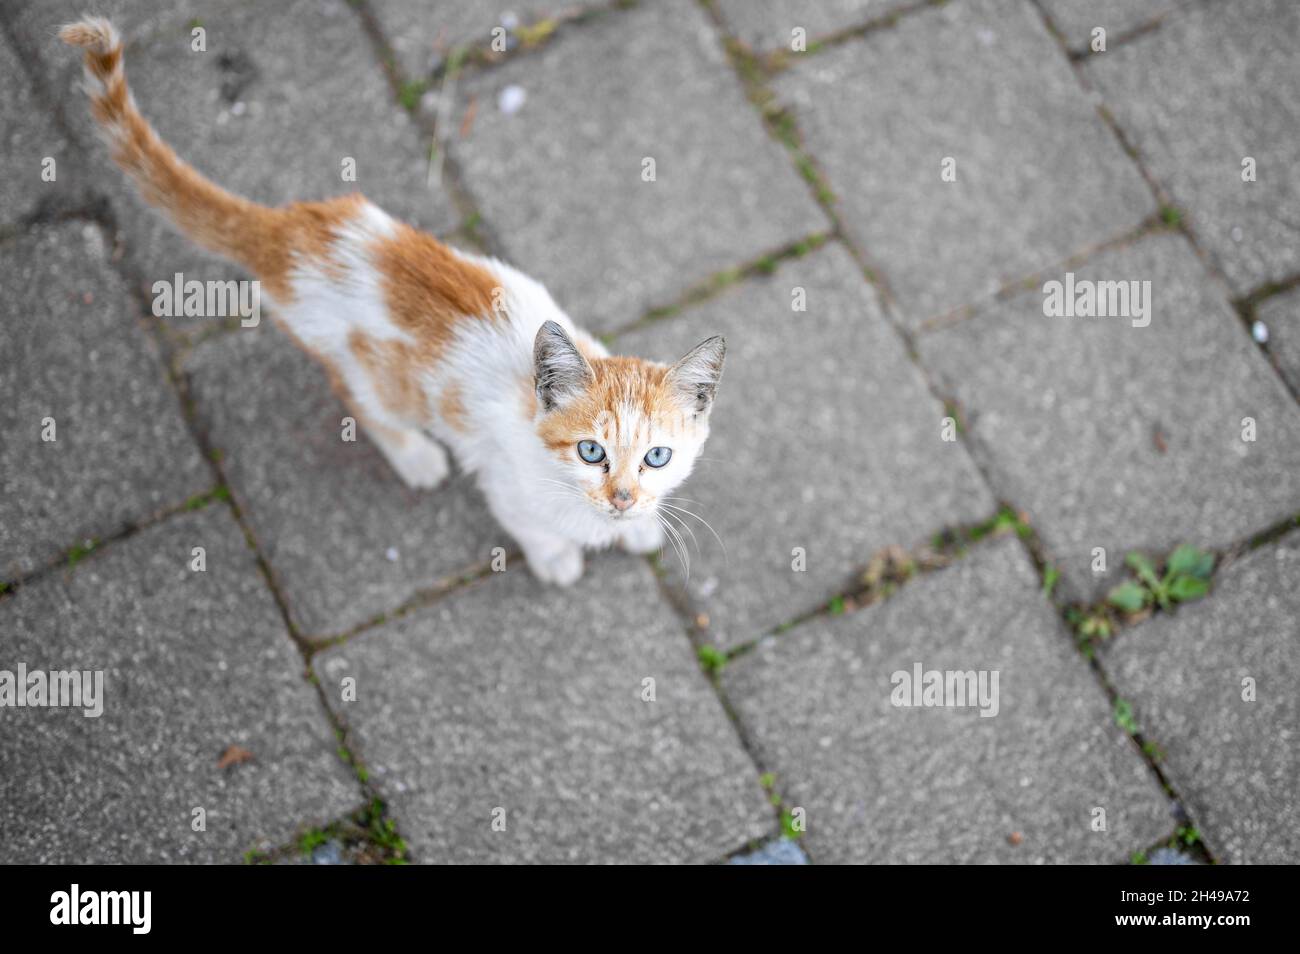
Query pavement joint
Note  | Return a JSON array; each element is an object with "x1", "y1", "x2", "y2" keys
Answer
[
  {"x1": 914, "y1": 215, "x2": 1177, "y2": 335},
  {"x1": 608, "y1": 230, "x2": 834, "y2": 339},
  {"x1": 709, "y1": 0, "x2": 957, "y2": 72}
]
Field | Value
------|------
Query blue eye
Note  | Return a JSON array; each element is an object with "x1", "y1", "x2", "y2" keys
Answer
[
  {"x1": 577, "y1": 440, "x2": 606, "y2": 463},
  {"x1": 644, "y1": 446, "x2": 672, "y2": 468}
]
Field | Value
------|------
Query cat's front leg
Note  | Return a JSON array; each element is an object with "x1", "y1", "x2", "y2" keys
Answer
[
  {"x1": 517, "y1": 530, "x2": 584, "y2": 586},
  {"x1": 483, "y1": 485, "x2": 585, "y2": 586},
  {"x1": 618, "y1": 515, "x2": 664, "y2": 555}
]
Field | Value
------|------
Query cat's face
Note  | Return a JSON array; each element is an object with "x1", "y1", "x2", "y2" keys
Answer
[{"x1": 533, "y1": 321, "x2": 724, "y2": 522}]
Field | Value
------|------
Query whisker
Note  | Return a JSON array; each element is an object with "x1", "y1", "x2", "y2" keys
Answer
[
  {"x1": 659, "y1": 506, "x2": 700, "y2": 554},
  {"x1": 657, "y1": 502, "x2": 727, "y2": 559},
  {"x1": 655, "y1": 512, "x2": 690, "y2": 579}
]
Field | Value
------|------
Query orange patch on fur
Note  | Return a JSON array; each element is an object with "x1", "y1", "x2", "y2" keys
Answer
[
  {"x1": 373, "y1": 224, "x2": 501, "y2": 362},
  {"x1": 439, "y1": 383, "x2": 469, "y2": 433},
  {"x1": 348, "y1": 329, "x2": 433, "y2": 424},
  {"x1": 277, "y1": 323, "x2": 407, "y2": 448}
]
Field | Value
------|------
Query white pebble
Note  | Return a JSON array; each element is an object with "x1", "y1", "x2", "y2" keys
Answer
[
  {"x1": 1252, "y1": 320, "x2": 1269, "y2": 344},
  {"x1": 385, "y1": 547, "x2": 400, "y2": 562},
  {"x1": 498, "y1": 84, "x2": 526, "y2": 114}
]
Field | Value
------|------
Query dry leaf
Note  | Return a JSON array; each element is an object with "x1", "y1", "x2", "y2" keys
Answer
[
  {"x1": 460, "y1": 95, "x2": 478, "y2": 137},
  {"x1": 217, "y1": 744, "x2": 254, "y2": 769}
]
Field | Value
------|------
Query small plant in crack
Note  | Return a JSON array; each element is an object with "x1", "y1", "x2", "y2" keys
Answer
[
  {"x1": 779, "y1": 808, "x2": 804, "y2": 840},
  {"x1": 1113, "y1": 698, "x2": 1139, "y2": 735},
  {"x1": 827, "y1": 545, "x2": 930, "y2": 618},
  {"x1": 397, "y1": 78, "x2": 427, "y2": 111},
  {"x1": 1041, "y1": 565, "x2": 1061, "y2": 599},
  {"x1": 183, "y1": 485, "x2": 230, "y2": 511},
  {"x1": 942, "y1": 400, "x2": 966, "y2": 436},
  {"x1": 1065, "y1": 605, "x2": 1113, "y2": 649},
  {"x1": 1131, "y1": 824, "x2": 1211, "y2": 865},
  {"x1": 1107, "y1": 545, "x2": 1214, "y2": 616},
  {"x1": 789, "y1": 234, "x2": 826, "y2": 257},
  {"x1": 65, "y1": 538, "x2": 99, "y2": 568},
  {"x1": 697, "y1": 643, "x2": 727, "y2": 675},
  {"x1": 298, "y1": 827, "x2": 331, "y2": 855},
  {"x1": 760, "y1": 772, "x2": 803, "y2": 840},
  {"x1": 363, "y1": 799, "x2": 409, "y2": 864},
  {"x1": 514, "y1": 19, "x2": 557, "y2": 47}
]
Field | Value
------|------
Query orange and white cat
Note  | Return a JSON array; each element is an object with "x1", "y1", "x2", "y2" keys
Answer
[{"x1": 61, "y1": 18, "x2": 724, "y2": 586}]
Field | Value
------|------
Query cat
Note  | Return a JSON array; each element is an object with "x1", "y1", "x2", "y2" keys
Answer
[{"x1": 60, "y1": 18, "x2": 724, "y2": 586}]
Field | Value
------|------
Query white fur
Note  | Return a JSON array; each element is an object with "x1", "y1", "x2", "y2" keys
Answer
[{"x1": 272, "y1": 201, "x2": 713, "y2": 585}]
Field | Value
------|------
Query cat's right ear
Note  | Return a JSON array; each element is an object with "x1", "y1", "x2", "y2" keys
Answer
[{"x1": 534, "y1": 320, "x2": 594, "y2": 412}]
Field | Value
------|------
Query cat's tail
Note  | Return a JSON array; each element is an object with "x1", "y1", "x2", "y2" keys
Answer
[{"x1": 59, "y1": 18, "x2": 287, "y2": 276}]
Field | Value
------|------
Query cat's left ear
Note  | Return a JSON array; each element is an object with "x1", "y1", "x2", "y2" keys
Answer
[
  {"x1": 534, "y1": 320, "x2": 595, "y2": 412},
  {"x1": 666, "y1": 335, "x2": 726, "y2": 417}
]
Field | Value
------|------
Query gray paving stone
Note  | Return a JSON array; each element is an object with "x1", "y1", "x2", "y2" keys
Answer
[
  {"x1": 1084, "y1": 0, "x2": 1300, "y2": 297},
  {"x1": 1256, "y1": 287, "x2": 1300, "y2": 397},
  {"x1": 0, "y1": 223, "x2": 209, "y2": 581},
  {"x1": 0, "y1": 507, "x2": 359, "y2": 863},
  {"x1": 774, "y1": 0, "x2": 1153, "y2": 329},
  {"x1": 313, "y1": 555, "x2": 773, "y2": 863},
  {"x1": 451, "y1": 0, "x2": 827, "y2": 333},
  {"x1": 721, "y1": 537, "x2": 1173, "y2": 864},
  {"x1": 8, "y1": 0, "x2": 458, "y2": 323},
  {"x1": 1100, "y1": 533, "x2": 1300, "y2": 864},
  {"x1": 726, "y1": 838, "x2": 809, "y2": 865},
  {"x1": 1042, "y1": 0, "x2": 1194, "y2": 49},
  {"x1": 369, "y1": 0, "x2": 607, "y2": 80},
  {"x1": 619, "y1": 243, "x2": 995, "y2": 651},
  {"x1": 0, "y1": 32, "x2": 85, "y2": 227},
  {"x1": 918, "y1": 232, "x2": 1300, "y2": 603},
  {"x1": 1148, "y1": 845, "x2": 1199, "y2": 864},
  {"x1": 715, "y1": 0, "x2": 913, "y2": 52},
  {"x1": 184, "y1": 324, "x2": 503, "y2": 637}
]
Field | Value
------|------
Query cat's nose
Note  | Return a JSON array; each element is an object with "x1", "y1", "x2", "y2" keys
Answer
[{"x1": 610, "y1": 489, "x2": 634, "y2": 511}]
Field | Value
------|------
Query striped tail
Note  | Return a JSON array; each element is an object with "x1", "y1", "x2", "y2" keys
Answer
[{"x1": 59, "y1": 18, "x2": 288, "y2": 279}]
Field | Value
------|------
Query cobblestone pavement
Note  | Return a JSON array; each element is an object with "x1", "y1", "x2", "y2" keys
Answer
[{"x1": 2, "y1": 0, "x2": 1296, "y2": 864}]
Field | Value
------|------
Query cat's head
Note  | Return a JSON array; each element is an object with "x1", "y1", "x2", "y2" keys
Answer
[{"x1": 532, "y1": 320, "x2": 724, "y2": 522}]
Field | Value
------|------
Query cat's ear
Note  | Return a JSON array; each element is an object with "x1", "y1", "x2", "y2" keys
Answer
[
  {"x1": 666, "y1": 335, "x2": 726, "y2": 416},
  {"x1": 534, "y1": 320, "x2": 594, "y2": 412}
]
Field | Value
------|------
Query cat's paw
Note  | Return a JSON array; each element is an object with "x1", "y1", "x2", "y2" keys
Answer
[
  {"x1": 619, "y1": 517, "x2": 664, "y2": 555},
  {"x1": 386, "y1": 434, "x2": 449, "y2": 490},
  {"x1": 525, "y1": 544, "x2": 584, "y2": 586}
]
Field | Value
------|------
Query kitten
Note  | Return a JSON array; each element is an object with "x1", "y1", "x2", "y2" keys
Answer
[{"x1": 61, "y1": 18, "x2": 724, "y2": 586}]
